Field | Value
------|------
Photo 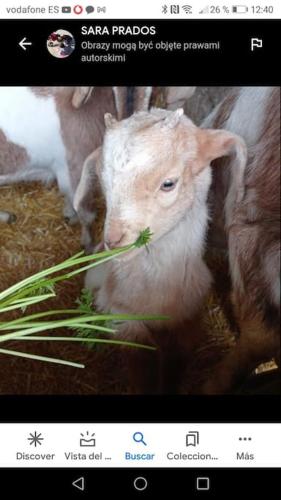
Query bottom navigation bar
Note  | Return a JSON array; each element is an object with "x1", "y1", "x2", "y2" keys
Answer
[
  {"x1": 0, "y1": 468, "x2": 279, "y2": 498},
  {"x1": 0, "y1": 423, "x2": 280, "y2": 468}
]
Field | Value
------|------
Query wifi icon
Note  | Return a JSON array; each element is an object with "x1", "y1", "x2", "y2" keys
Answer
[{"x1": 182, "y1": 4, "x2": 193, "y2": 14}]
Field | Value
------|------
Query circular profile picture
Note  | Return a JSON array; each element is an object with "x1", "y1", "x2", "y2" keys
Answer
[{"x1": 47, "y1": 29, "x2": 75, "y2": 59}]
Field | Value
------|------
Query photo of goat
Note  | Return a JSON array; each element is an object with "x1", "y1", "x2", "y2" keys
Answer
[{"x1": 0, "y1": 86, "x2": 280, "y2": 395}]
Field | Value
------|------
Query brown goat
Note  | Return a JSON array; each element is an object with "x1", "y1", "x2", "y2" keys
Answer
[{"x1": 203, "y1": 87, "x2": 280, "y2": 393}]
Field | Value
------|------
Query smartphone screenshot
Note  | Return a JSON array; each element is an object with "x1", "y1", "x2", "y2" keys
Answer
[{"x1": 0, "y1": 0, "x2": 280, "y2": 497}]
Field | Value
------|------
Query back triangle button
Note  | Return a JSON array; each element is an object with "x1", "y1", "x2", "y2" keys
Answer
[{"x1": 72, "y1": 477, "x2": 85, "y2": 491}]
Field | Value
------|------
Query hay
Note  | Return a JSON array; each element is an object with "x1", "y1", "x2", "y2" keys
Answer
[
  {"x1": 0, "y1": 182, "x2": 276, "y2": 394},
  {"x1": 0, "y1": 182, "x2": 126, "y2": 395},
  {"x1": 1, "y1": 183, "x2": 81, "y2": 281}
]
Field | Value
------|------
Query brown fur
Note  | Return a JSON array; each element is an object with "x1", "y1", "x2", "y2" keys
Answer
[
  {"x1": 54, "y1": 87, "x2": 116, "y2": 192},
  {"x1": 212, "y1": 90, "x2": 239, "y2": 129},
  {"x1": 123, "y1": 316, "x2": 205, "y2": 394},
  {"x1": 229, "y1": 88, "x2": 280, "y2": 327},
  {"x1": 30, "y1": 87, "x2": 53, "y2": 98},
  {"x1": 55, "y1": 88, "x2": 117, "y2": 248},
  {"x1": 203, "y1": 87, "x2": 280, "y2": 394},
  {"x1": 207, "y1": 90, "x2": 240, "y2": 248}
]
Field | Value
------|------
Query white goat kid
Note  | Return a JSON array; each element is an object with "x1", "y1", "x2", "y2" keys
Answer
[{"x1": 80, "y1": 108, "x2": 247, "y2": 393}]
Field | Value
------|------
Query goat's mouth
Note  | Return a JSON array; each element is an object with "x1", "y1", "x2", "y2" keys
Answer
[
  {"x1": 114, "y1": 245, "x2": 146, "y2": 263},
  {"x1": 103, "y1": 241, "x2": 136, "y2": 251},
  {"x1": 100, "y1": 239, "x2": 142, "y2": 260},
  {"x1": 93, "y1": 241, "x2": 106, "y2": 253}
]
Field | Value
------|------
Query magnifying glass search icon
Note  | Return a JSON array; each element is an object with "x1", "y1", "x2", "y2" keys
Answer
[{"x1": 133, "y1": 432, "x2": 147, "y2": 446}]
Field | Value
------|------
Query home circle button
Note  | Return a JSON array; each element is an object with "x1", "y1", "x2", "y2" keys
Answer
[{"x1": 133, "y1": 476, "x2": 148, "y2": 491}]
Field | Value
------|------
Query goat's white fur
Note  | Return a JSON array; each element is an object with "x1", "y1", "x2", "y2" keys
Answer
[{"x1": 86, "y1": 108, "x2": 246, "y2": 331}]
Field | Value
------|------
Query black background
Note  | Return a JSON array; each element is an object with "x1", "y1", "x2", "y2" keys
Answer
[
  {"x1": 0, "y1": 468, "x2": 279, "y2": 498},
  {"x1": 0, "y1": 20, "x2": 279, "y2": 85},
  {"x1": 0, "y1": 395, "x2": 280, "y2": 423}
]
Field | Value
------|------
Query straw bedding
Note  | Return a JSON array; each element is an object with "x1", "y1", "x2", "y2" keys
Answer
[{"x1": 0, "y1": 181, "x2": 276, "y2": 394}]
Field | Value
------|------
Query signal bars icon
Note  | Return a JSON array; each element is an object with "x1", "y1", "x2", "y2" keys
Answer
[{"x1": 199, "y1": 6, "x2": 209, "y2": 14}]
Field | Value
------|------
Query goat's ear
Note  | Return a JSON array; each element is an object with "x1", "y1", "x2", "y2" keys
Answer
[
  {"x1": 73, "y1": 147, "x2": 102, "y2": 213},
  {"x1": 196, "y1": 128, "x2": 247, "y2": 203},
  {"x1": 197, "y1": 128, "x2": 247, "y2": 167},
  {"x1": 72, "y1": 87, "x2": 94, "y2": 108}
]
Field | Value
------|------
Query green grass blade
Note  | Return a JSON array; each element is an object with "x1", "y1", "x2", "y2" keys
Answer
[
  {"x1": 0, "y1": 294, "x2": 56, "y2": 313},
  {"x1": 11, "y1": 336, "x2": 156, "y2": 350},
  {"x1": 0, "y1": 229, "x2": 155, "y2": 368},
  {"x1": 0, "y1": 309, "x2": 87, "y2": 329},
  {"x1": 1, "y1": 322, "x2": 117, "y2": 334},
  {"x1": 64, "y1": 323, "x2": 117, "y2": 333},
  {"x1": 0, "y1": 227, "x2": 152, "y2": 305},
  {"x1": 0, "y1": 348, "x2": 85, "y2": 368},
  {"x1": 0, "y1": 245, "x2": 131, "y2": 303},
  {"x1": 0, "y1": 314, "x2": 167, "y2": 342}
]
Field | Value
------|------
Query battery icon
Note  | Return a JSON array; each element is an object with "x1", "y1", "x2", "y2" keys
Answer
[{"x1": 232, "y1": 5, "x2": 248, "y2": 13}]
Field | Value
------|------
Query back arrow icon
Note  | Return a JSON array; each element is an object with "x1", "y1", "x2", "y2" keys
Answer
[
  {"x1": 19, "y1": 37, "x2": 32, "y2": 50},
  {"x1": 72, "y1": 477, "x2": 85, "y2": 491}
]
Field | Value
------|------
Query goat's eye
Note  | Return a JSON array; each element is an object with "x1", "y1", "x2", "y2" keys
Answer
[{"x1": 160, "y1": 178, "x2": 178, "y2": 192}]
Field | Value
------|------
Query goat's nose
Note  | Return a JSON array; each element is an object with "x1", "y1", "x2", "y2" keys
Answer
[
  {"x1": 105, "y1": 218, "x2": 126, "y2": 249},
  {"x1": 105, "y1": 229, "x2": 125, "y2": 250},
  {"x1": 105, "y1": 236, "x2": 124, "y2": 250}
]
